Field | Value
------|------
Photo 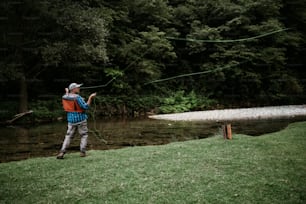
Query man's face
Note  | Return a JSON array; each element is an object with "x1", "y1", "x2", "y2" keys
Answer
[{"x1": 72, "y1": 87, "x2": 80, "y2": 94}]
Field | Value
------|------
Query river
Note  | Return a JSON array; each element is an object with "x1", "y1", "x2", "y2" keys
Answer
[{"x1": 1, "y1": 117, "x2": 305, "y2": 163}]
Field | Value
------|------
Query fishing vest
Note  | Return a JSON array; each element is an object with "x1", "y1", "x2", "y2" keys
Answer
[{"x1": 62, "y1": 94, "x2": 84, "y2": 113}]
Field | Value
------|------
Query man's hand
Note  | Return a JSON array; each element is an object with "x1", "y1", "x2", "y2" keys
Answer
[
  {"x1": 89, "y1": 93, "x2": 97, "y2": 98},
  {"x1": 87, "y1": 92, "x2": 97, "y2": 105}
]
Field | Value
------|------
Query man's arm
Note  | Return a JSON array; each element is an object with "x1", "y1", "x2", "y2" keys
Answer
[
  {"x1": 76, "y1": 96, "x2": 89, "y2": 110},
  {"x1": 86, "y1": 93, "x2": 97, "y2": 105},
  {"x1": 76, "y1": 93, "x2": 96, "y2": 110}
]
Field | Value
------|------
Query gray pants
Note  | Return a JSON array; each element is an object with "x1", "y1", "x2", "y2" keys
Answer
[{"x1": 60, "y1": 120, "x2": 88, "y2": 153}]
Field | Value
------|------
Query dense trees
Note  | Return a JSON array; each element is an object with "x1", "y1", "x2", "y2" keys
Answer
[
  {"x1": 165, "y1": 0, "x2": 303, "y2": 104},
  {"x1": 0, "y1": 0, "x2": 305, "y2": 117},
  {"x1": 0, "y1": 0, "x2": 108, "y2": 112}
]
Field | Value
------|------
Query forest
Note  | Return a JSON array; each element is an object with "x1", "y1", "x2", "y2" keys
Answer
[{"x1": 0, "y1": 0, "x2": 305, "y2": 121}]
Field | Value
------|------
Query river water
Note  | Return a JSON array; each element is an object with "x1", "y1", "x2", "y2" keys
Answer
[{"x1": 1, "y1": 117, "x2": 305, "y2": 163}]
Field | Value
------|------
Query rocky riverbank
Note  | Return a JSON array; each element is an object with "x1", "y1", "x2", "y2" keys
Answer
[{"x1": 149, "y1": 105, "x2": 306, "y2": 122}]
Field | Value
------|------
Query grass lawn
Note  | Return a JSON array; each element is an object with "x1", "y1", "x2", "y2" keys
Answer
[{"x1": 1, "y1": 121, "x2": 306, "y2": 204}]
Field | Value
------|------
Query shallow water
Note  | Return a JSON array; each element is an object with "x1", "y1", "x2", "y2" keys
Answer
[{"x1": 0, "y1": 117, "x2": 305, "y2": 162}]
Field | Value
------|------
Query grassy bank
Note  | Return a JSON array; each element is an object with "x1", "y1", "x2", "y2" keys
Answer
[{"x1": 1, "y1": 122, "x2": 306, "y2": 203}]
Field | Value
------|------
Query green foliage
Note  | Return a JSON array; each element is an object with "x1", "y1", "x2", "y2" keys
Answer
[
  {"x1": 1, "y1": 0, "x2": 306, "y2": 112},
  {"x1": 29, "y1": 100, "x2": 63, "y2": 121},
  {"x1": 110, "y1": 25, "x2": 177, "y2": 93},
  {"x1": 88, "y1": 94, "x2": 164, "y2": 117},
  {"x1": 165, "y1": 0, "x2": 305, "y2": 105},
  {"x1": 39, "y1": 0, "x2": 109, "y2": 65},
  {"x1": 0, "y1": 0, "x2": 109, "y2": 113},
  {"x1": 104, "y1": 67, "x2": 124, "y2": 78},
  {"x1": 159, "y1": 90, "x2": 216, "y2": 113},
  {"x1": 126, "y1": 95, "x2": 162, "y2": 111}
]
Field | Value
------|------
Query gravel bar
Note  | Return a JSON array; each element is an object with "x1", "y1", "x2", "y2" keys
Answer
[{"x1": 149, "y1": 105, "x2": 306, "y2": 122}]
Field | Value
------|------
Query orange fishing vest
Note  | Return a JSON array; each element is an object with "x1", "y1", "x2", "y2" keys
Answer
[{"x1": 62, "y1": 95, "x2": 84, "y2": 112}]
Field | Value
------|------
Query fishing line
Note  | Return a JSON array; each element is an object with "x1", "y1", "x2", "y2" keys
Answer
[
  {"x1": 145, "y1": 61, "x2": 247, "y2": 85},
  {"x1": 82, "y1": 48, "x2": 152, "y2": 142},
  {"x1": 81, "y1": 47, "x2": 153, "y2": 90},
  {"x1": 89, "y1": 97, "x2": 108, "y2": 144},
  {"x1": 145, "y1": 28, "x2": 289, "y2": 84},
  {"x1": 81, "y1": 28, "x2": 290, "y2": 89},
  {"x1": 166, "y1": 28, "x2": 290, "y2": 43},
  {"x1": 82, "y1": 27, "x2": 289, "y2": 136},
  {"x1": 81, "y1": 78, "x2": 114, "y2": 89}
]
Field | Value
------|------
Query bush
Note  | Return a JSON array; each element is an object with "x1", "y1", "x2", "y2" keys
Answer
[
  {"x1": 159, "y1": 90, "x2": 216, "y2": 114},
  {"x1": 30, "y1": 100, "x2": 64, "y2": 121}
]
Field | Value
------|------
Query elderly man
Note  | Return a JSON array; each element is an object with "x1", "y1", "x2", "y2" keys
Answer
[{"x1": 57, "y1": 83, "x2": 96, "y2": 159}]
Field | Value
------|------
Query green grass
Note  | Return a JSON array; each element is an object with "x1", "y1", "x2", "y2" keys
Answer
[{"x1": 1, "y1": 122, "x2": 306, "y2": 204}]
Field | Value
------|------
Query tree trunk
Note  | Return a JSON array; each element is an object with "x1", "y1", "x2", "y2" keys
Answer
[{"x1": 19, "y1": 76, "x2": 28, "y2": 113}]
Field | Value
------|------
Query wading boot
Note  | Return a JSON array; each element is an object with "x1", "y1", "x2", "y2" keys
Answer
[
  {"x1": 56, "y1": 152, "x2": 65, "y2": 159},
  {"x1": 80, "y1": 152, "x2": 86, "y2": 157}
]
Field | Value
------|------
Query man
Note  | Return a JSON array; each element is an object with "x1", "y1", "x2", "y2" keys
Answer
[{"x1": 57, "y1": 83, "x2": 96, "y2": 159}]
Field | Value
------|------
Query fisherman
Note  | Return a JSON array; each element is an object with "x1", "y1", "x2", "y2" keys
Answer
[{"x1": 57, "y1": 83, "x2": 96, "y2": 159}]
